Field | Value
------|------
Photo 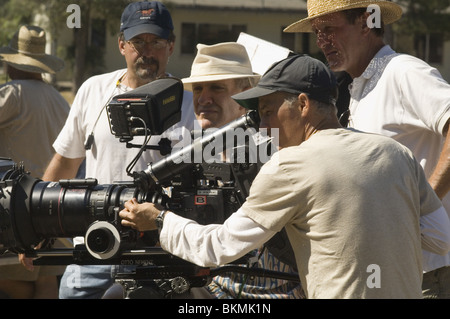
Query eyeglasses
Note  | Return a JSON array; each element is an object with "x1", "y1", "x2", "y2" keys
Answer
[{"x1": 127, "y1": 39, "x2": 168, "y2": 53}]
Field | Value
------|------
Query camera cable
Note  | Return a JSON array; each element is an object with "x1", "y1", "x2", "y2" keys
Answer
[
  {"x1": 85, "y1": 72, "x2": 128, "y2": 150},
  {"x1": 125, "y1": 117, "x2": 152, "y2": 177}
]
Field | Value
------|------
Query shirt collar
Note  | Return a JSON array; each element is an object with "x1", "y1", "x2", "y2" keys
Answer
[{"x1": 360, "y1": 45, "x2": 396, "y2": 80}]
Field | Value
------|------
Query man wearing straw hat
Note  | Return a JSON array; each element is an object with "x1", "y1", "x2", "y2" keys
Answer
[
  {"x1": 0, "y1": 25, "x2": 70, "y2": 298},
  {"x1": 181, "y1": 42, "x2": 303, "y2": 299},
  {"x1": 284, "y1": 0, "x2": 450, "y2": 298}
]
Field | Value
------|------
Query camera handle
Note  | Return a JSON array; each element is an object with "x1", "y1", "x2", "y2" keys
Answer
[{"x1": 121, "y1": 137, "x2": 172, "y2": 156}]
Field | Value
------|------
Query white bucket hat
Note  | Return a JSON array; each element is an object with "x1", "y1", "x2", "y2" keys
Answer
[
  {"x1": 182, "y1": 42, "x2": 261, "y2": 90},
  {"x1": 0, "y1": 25, "x2": 65, "y2": 74},
  {"x1": 284, "y1": 0, "x2": 403, "y2": 33}
]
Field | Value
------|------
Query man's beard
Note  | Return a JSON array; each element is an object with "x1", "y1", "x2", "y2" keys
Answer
[{"x1": 134, "y1": 57, "x2": 160, "y2": 82}]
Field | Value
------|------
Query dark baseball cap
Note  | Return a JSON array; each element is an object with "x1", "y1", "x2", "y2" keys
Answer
[
  {"x1": 233, "y1": 54, "x2": 337, "y2": 110},
  {"x1": 120, "y1": 1, "x2": 174, "y2": 41}
]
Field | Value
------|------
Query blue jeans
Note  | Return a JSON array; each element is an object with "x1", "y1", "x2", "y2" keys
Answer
[{"x1": 59, "y1": 265, "x2": 127, "y2": 299}]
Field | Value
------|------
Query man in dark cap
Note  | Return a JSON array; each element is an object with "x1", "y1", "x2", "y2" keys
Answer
[
  {"x1": 41, "y1": 1, "x2": 195, "y2": 299},
  {"x1": 120, "y1": 54, "x2": 450, "y2": 299}
]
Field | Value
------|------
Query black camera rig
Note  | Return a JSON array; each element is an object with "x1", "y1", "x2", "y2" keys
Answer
[{"x1": 0, "y1": 78, "x2": 298, "y2": 298}]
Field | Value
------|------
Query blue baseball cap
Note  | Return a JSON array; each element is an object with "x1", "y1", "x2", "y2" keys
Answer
[{"x1": 120, "y1": 1, "x2": 174, "y2": 41}]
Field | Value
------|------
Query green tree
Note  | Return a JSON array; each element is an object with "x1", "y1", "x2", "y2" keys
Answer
[
  {"x1": 0, "y1": 0, "x2": 41, "y2": 45},
  {"x1": 396, "y1": 0, "x2": 450, "y2": 36},
  {"x1": 394, "y1": 0, "x2": 450, "y2": 63}
]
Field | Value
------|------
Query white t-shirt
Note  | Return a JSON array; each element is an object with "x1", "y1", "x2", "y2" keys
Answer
[{"x1": 348, "y1": 45, "x2": 450, "y2": 272}]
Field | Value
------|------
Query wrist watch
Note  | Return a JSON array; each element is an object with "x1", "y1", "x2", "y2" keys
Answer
[{"x1": 155, "y1": 210, "x2": 167, "y2": 231}]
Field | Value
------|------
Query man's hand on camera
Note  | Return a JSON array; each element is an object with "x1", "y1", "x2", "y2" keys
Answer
[
  {"x1": 19, "y1": 253, "x2": 34, "y2": 271},
  {"x1": 18, "y1": 240, "x2": 46, "y2": 271},
  {"x1": 119, "y1": 198, "x2": 163, "y2": 232}
]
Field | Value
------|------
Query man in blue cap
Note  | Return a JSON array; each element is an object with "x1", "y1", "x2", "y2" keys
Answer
[
  {"x1": 120, "y1": 54, "x2": 450, "y2": 298},
  {"x1": 41, "y1": 1, "x2": 195, "y2": 299},
  {"x1": 118, "y1": 0, "x2": 176, "y2": 86}
]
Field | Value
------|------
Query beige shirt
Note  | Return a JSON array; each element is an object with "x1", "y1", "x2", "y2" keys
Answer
[
  {"x1": 0, "y1": 80, "x2": 70, "y2": 177},
  {"x1": 243, "y1": 129, "x2": 441, "y2": 298}
]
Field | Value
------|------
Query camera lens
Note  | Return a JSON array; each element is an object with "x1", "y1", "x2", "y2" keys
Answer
[{"x1": 86, "y1": 228, "x2": 113, "y2": 254}]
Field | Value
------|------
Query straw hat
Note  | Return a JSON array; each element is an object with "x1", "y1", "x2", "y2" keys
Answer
[
  {"x1": 182, "y1": 42, "x2": 261, "y2": 90},
  {"x1": 0, "y1": 25, "x2": 64, "y2": 74},
  {"x1": 284, "y1": 0, "x2": 403, "y2": 33}
]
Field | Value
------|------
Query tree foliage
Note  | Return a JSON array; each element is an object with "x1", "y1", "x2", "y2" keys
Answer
[
  {"x1": 0, "y1": 0, "x2": 40, "y2": 46},
  {"x1": 396, "y1": 0, "x2": 450, "y2": 38},
  {"x1": 0, "y1": 0, "x2": 132, "y2": 91}
]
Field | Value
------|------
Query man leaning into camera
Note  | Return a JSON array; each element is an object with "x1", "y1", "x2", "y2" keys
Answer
[
  {"x1": 120, "y1": 54, "x2": 450, "y2": 299},
  {"x1": 180, "y1": 42, "x2": 304, "y2": 299}
]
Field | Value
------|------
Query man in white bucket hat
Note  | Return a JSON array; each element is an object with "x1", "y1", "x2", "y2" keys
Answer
[
  {"x1": 0, "y1": 25, "x2": 70, "y2": 298},
  {"x1": 182, "y1": 42, "x2": 261, "y2": 129},
  {"x1": 285, "y1": 0, "x2": 450, "y2": 298}
]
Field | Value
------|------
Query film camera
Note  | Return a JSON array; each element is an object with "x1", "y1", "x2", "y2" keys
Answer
[{"x1": 0, "y1": 78, "x2": 297, "y2": 298}]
